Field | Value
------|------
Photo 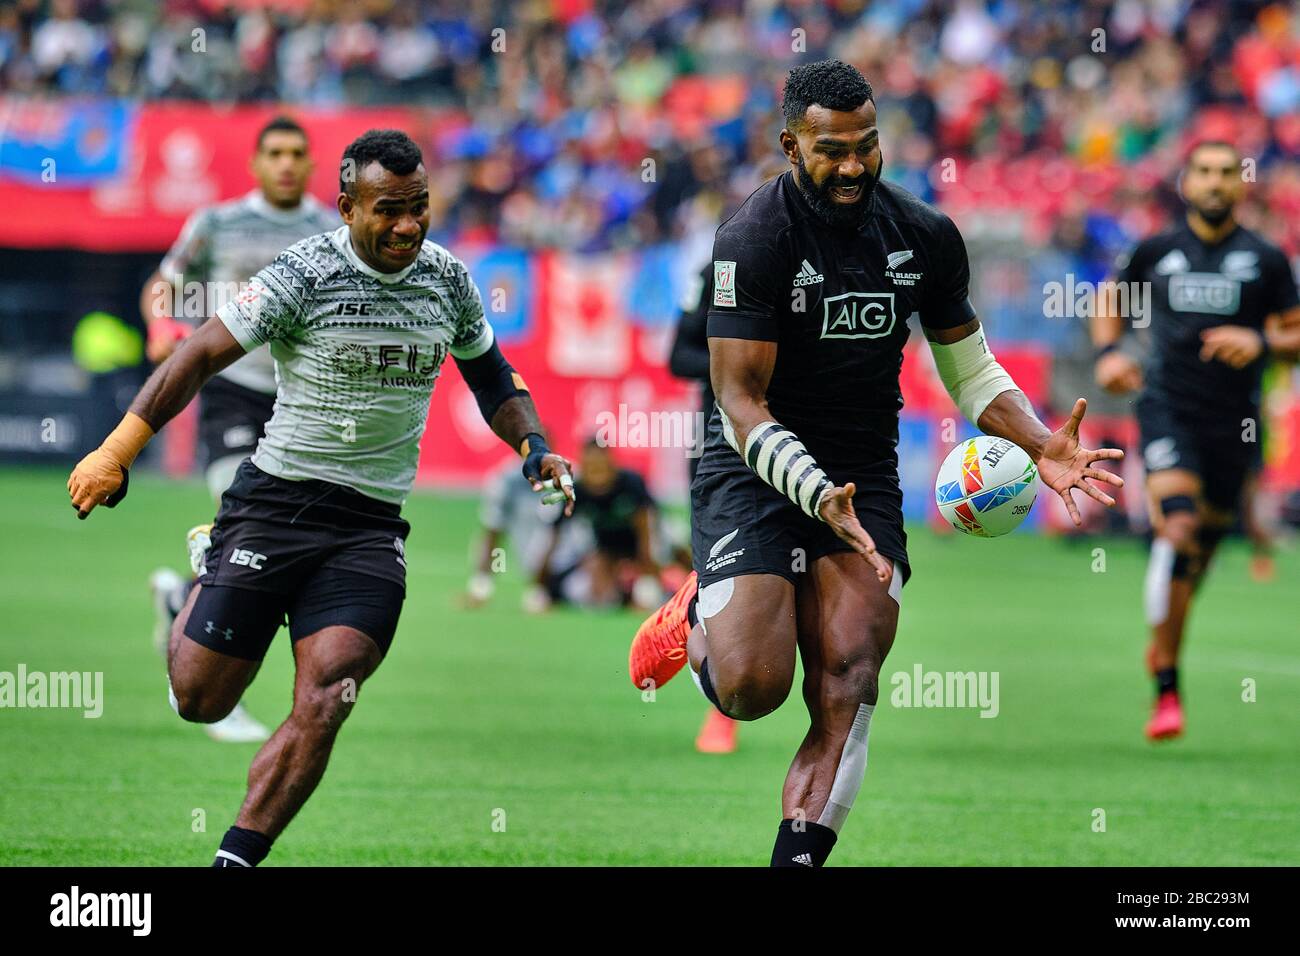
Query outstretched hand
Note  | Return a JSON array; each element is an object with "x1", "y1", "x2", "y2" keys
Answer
[
  {"x1": 528, "y1": 452, "x2": 576, "y2": 517},
  {"x1": 818, "y1": 481, "x2": 893, "y2": 583},
  {"x1": 1036, "y1": 398, "x2": 1125, "y2": 527}
]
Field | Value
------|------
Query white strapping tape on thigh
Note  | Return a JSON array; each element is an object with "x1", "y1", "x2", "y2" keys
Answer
[
  {"x1": 817, "y1": 702, "x2": 874, "y2": 834},
  {"x1": 1145, "y1": 538, "x2": 1174, "y2": 626},
  {"x1": 888, "y1": 560, "x2": 903, "y2": 607},
  {"x1": 698, "y1": 577, "x2": 734, "y2": 623}
]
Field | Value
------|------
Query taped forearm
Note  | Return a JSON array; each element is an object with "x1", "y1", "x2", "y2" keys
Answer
[
  {"x1": 928, "y1": 325, "x2": 1019, "y2": 425},
  {"x1": 719, "y1": 406, "x2": 833, "y2": 521},
  {"x1": 100, "y1": 413, "x2": 155, "y2": 468}
]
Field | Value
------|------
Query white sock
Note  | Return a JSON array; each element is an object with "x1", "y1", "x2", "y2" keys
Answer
[{"x1": 688, "y1": 661, "x2": 707, "y2": 700}]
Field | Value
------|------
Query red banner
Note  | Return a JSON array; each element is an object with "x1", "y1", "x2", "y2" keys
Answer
[{"x1": 0, "y1": 98, "x2": 449, "y2": 251}]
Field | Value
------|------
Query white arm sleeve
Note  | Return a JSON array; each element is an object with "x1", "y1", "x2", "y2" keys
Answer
[{"x1": 927, "y1": 325, "x2": 1019, "y2": 425}]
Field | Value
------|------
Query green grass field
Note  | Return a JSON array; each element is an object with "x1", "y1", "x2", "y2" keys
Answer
[{"x1": 1, "y1": 466, "x2": 1296, "y2": 866}]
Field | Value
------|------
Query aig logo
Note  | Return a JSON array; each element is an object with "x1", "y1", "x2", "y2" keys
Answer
[{"x1": 821, "y1": 292, "x2": 896, "y2": 339}]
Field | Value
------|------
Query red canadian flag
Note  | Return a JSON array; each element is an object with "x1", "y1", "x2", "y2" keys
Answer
[{"x1": 541, "y1": 251, "x2": 632, "y2": 377}]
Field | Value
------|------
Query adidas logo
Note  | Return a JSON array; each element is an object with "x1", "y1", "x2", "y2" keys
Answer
[
  {"x1": 792, "y1": 852, "x2": 814, "y2": 866},
  {"x1": 886, "y1": 249, "x2": 914, "y2": 270},
  {"x1": 1154, "y1": 249, "x2": 1190, "y2": 275},
  {"x1": 793, "y1": 259, "x2": 824, "y2": 287}
]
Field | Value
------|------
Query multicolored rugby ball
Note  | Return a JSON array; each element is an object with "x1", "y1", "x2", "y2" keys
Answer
[{"x1": 934, "y1": 436, "x2": 1038, "y2": 537}]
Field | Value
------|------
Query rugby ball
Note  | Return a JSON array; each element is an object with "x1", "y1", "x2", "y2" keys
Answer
[{"x1": 934, "y1": 436, "x2": 1037, "y2": 537}]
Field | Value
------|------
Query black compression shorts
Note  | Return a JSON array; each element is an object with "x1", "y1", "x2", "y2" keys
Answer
[{"x1": 184, "y1": 460, "x2": 409, "y2": 661}]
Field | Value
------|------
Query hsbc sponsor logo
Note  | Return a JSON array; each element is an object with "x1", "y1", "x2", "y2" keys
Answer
[
  {"x1": 821, "y1": 291, "x2": 897, "y2": 339},
  {"x1": 1168, "y1": 273, "x2": 1240, "y2": 315},
  {"x1": 713, "y1": 260, "x2": 737, "y2": 307}
]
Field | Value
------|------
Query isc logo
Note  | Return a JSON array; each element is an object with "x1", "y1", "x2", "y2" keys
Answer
[
  {"x1": 334, "y1": 302, "x2": 373, "y2": 315},
  {"x1": 229, "y1": 549, "x2": 267, "y2": 570}
]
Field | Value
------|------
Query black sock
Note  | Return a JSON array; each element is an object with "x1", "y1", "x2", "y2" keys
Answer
[
  {"x1": 770, "y1": 819, "x2": 838, "y2": 867},
  {"x1": 213, "y1": 826, "x2": 272, "y2": 867},
  {"x1": 1155, "y1": 666, "x2": 1178, "y2": 696},
  {"x1": 686, "y1": 593, "x2": 698, "y2": 629},
  {"x1": 698, "y1": 657, "x2": 723, "y2": 711}
]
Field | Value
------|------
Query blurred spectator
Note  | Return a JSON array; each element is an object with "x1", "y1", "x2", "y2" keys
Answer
[{"x1": 2, "y1": 0, "x2": 1298, "y2": 266}]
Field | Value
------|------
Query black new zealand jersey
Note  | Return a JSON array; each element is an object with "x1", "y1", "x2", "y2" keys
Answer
[
  {"x1": 700, "y1": 171, "x2": 975, "y2": 482},
  {"x1": 1115, "y1": 220, "x2": 1298, "y2": 422}
]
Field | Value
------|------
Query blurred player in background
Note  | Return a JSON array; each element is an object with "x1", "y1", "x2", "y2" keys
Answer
[
  {"x1": 463, "y1": 445, "x2": 588, "y2": 613},
  {"x1": 1093, "y1": 141, "x2": 1300, "y2": 741},
  {"x1": 141, "y1": 116, "x2": 336, "y2": 743},
  {"x1": 553, "y1": 440, "x2": 662, "y2": 610},
  {"x1": 69, "y1": 129, "x2": 576, "y2": 866}
]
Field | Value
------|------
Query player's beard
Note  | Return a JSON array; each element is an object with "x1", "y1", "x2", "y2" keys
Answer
[
  {"x1": 795, "y1": 153, "x2": 881, "y2": 230},
  {"x1": 1193, "y1": 200, "x2": 1233, "y2": 226}
]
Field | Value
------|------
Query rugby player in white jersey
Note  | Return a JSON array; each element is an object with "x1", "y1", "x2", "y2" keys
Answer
[
  {"x1": 142, "y1": 115, "x2": 337, "y2": 743},
  {"x1": 68, "y1": 130, "x2": 576, "y2": 867}
]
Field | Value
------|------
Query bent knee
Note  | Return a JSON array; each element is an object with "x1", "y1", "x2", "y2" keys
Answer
[
  {"x1": 713, "y1": 667, "x2": 793, "y2": 721},
  {"x1": 172, "y1": 684, "x2": 238, "y2": 724},
  {"x1": 291, "y1": 678, "x2": 361, "y2": 730}
]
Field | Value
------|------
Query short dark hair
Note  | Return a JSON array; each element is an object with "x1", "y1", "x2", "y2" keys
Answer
[
  {"x1": 1185, "y1": 140, "x2": 1239, "y2": 168},
  {"x1": 340, "y1": 129, "x2": 423, "y2": 197},
  {"x1": 782, "y1": 60, "x2": 874, "y2": 131},
  {"x1": 256, "y1": 115, "x2": 308, "y2": 150}
]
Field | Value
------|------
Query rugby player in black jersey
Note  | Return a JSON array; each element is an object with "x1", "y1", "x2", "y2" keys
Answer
[
  {"x1": 629, "y1": 60, "x2": 1124, "y2": 867},
  {"x1": 1092, "y1": 141, "x2": 1300, "y2": 741}
]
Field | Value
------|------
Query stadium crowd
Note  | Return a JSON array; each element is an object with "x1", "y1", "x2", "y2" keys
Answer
[{"x1": 2, "y1": 0, "x2": 1298, "y2": 270}]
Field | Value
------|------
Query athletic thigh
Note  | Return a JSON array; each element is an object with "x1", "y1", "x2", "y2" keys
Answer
[
  {"x1": 697, "y1": 572, "x2": 798, "y2": 689},
  {"x1": 796, "y1": 552, "x2": 900, "y2": 712}
]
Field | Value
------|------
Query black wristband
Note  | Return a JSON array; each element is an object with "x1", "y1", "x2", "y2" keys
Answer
[
  {"x1": 1095, "y1": 341, "x2": 1121, "y2": 361},
  {"x1": 520, "y1": 432, "x2": 551, "y2": 483}
]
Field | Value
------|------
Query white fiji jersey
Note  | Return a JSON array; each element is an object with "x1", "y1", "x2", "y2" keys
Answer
[
  {"x1": 160, "y1": 191, "x2": 338, "y2": 394},
  {"x1": 216, "y1": 226, "x2": 493, "y2": 504}
]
